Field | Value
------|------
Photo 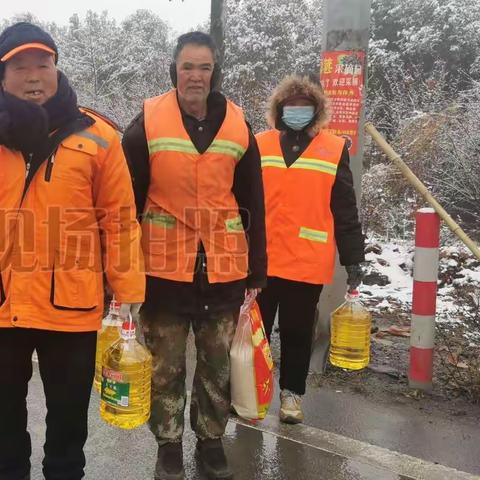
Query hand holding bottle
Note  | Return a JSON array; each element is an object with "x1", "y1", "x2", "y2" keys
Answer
[
  {"x1": 345, "y1": 264, "x2": 364, "y2": 291},
  {"x1": 119, "y1": 303, "x2": 142, "y2": 321}
]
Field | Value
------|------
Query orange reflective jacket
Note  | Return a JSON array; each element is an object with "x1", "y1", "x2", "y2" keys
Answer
[
  {"x1": 0, "y1": 111, "x2": 145, "y2": 332},
  {"x1": 256, "y1": 129, "x2": 344, "y2": 284},
  {"x1": 142, "y1": 90, "x2": 249, "y2": 283}
]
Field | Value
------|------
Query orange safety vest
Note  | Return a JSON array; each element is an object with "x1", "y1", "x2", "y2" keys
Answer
[
  {"x1": 142, "y1": 90, "x2": 249, "y2": 283},
  {"x1": 0, "y1": 111, "x2": 145, "y2": 332},
  {"x1": 256, "y1": 129, "x2": 345, "y2": 284}
]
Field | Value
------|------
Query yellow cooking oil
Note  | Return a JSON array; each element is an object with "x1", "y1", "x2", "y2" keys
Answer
[
  {"x1": 100, "y1": 319, "x2": 152, "y2": 429},
  {"x1": 94, "y1": 300, "x2": 121, "y2": 392},
  {"x1": 330, "y1": 290, "x2": 372, "y2": 370}
]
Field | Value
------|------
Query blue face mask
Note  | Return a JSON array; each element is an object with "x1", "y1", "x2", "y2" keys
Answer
[{"x1": 282, "y1": 106, "x2": 315, "y2": 131}]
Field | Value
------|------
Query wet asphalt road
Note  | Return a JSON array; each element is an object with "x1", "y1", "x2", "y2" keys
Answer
[
  {"x1": 25, "y1": 332, "x2": 480, "y2": 480},
  {"x1": 27, "y1": 381, "x2": 416, "y2": 480}
]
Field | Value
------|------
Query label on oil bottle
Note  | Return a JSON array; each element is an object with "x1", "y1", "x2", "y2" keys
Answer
[{"x1": 101, "y1": 367, "x2": 130, "y2": 407}]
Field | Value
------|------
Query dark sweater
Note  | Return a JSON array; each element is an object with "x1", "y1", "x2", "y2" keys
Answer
[{"x1": 122, "y1": 91, "x2": 267, "y2": 315}]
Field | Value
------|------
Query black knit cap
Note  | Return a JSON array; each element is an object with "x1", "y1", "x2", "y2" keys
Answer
[{"x1": 0, "y1": 22, "x2": 58, "y2": 78}]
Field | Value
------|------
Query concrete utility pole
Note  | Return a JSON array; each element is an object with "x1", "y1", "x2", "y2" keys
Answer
[
  {"x1": 210, "y1": 0, "x2": 226, "y2": 88},
  {"x1": 310, "y1": 0, "x2": 372, "y2": 373}
]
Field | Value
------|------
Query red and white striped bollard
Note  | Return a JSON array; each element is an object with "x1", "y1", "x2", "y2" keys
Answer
[{"x1": 409, "y1": 207, "x2": 440, "y2": 391}]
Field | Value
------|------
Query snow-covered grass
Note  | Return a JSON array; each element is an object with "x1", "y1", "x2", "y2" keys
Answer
[
  {"x1": 362, "y1": 239, "x2": 480, "y2": 325},
  {"x1": 364, "y1": 242, "x2": 413, "y2": 307}
]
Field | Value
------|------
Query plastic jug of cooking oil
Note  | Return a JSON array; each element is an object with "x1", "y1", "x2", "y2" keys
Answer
[
  {"x1": 329, "y1": 290, "x2": 372, "y2": 370},
  {"x1": 100, "y1": 316, "x2": 152, "y2": 429},
  {"x1": 94, "y1": 299, "x2": 122, "y2": 392}
]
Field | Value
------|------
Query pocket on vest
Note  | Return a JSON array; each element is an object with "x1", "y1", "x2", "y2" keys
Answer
[
  {"x1": 225, "y1": 232, "x2": 248, "y2": 255},
  {"x1": 296, "y1": 226, "x2": 329, "y2": 263}
]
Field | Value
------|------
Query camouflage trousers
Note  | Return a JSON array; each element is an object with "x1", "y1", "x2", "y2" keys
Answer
[{"x1": 141, "y1": 308, "x2": 238, "y2": 445}]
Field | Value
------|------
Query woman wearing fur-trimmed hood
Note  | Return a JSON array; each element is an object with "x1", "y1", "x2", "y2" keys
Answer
[
  {"x1": 255, "y1": 74, "x2": 365, "y2": 425},
  {"x1": 266, "y1": 74, "x2": 330, "y2": 137}
]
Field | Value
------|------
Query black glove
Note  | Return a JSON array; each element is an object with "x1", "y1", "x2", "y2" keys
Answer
[{"x1": 345, "y1": 264, "x2": 364, "y2": 290}]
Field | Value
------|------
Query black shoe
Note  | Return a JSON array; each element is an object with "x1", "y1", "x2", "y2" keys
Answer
[
  {"x1": 196, "y1": 438, "x2": 233, "y2": 479},
  {"x1": 154, "y1": 442, "x2": 184, "y2": 480}
]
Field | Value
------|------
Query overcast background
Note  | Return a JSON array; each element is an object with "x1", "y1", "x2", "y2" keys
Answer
[{"x1": 0, "y1": 0, "x2": 210, "y2": 32}]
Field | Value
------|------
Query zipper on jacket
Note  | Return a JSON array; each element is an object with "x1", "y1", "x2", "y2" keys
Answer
[
  {"x1": 25, "y1": 153, "x2": 32, "y2": 179},
  {"x1": 0, "y1": 272, "x2": 5, "y2": 307},
  {"x1": 19, "y1": 114, "x2": 95, "y2": 201},
  {"x1": 21, "y1": 153, "x2": 34, "y2": 202},
  {"x1": 44, "y1": 152, "x2": 55, "y2": 182}
]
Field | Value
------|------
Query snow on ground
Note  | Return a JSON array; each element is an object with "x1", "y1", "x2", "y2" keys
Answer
[
  {"x1": 456, "y1": 268, "x2": 480, "y2": 285},
  {"x1": 364, "y1": 242, "x2": 413, "y2": 306},
  {"x1": 361, "y1": 239, "x2": 480, "y2": 324}
]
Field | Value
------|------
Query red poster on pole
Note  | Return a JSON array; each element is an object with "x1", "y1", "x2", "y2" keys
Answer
[{"x1": 320, "y1": 50, "x2": 365, "y2": 155}]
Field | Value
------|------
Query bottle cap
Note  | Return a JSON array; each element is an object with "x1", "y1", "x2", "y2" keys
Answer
[
  {"x1": 109, "y1": 299, "x2": 121, "y2": 316},
  {"x1": 346, "y1": 289, "x2": 359, "y2": 300},
  {"x1": 121, "y1": 318, "x2": 136, "y2": 340}
]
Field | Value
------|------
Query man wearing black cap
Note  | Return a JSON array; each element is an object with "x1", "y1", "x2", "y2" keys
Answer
[{"x1": 0, "y1": 22, "x2": 145, "y2": 480}]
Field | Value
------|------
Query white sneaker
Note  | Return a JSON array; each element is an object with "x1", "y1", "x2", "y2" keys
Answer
[{"x1": 279, "y1": 389, "x2": 304, "y2": 424}]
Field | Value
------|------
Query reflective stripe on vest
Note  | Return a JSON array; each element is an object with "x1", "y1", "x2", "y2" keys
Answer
[
  {"x1": 225, "y1": 216, "x2": 244, "y2": 232},
  {"x1": 148, "y1": 137, "x2": 197, "y2": 154},
  {"x1": 299, "y1": 226, "x2": 328, "y2": 243},
  {"x1": 261, "y1": 156, "x2": 286, "y2": 168},
  {"x1": 261, "y1": 155, "x2": 338, "y2": 175},
  {"x1": 143, "y1": 211, "x2": 176, "y2": 228},
  {"x1": 148, "y1": 137, "x2": 246, "y2": 161},
  {"x1": 256, "y1": 128, "x2": 344, "y2": 284}
]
